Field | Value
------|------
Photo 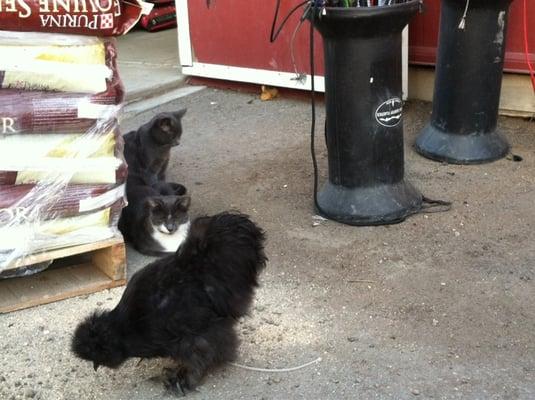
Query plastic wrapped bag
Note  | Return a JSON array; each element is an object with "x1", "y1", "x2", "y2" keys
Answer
[
  {"x1": 0, "y1": 32, "x2": 127, "y2": 276},
  {"x1": 0, "y1": 184, "x2": 125, "y2": 218},
  {"x1": 0, "y1": 32, "x2": 122, "y2": 93},
  {"x1": 0, "y1": 0, "x2": 153, "y2": 36},
  {"x1": 0, "y1": 129, "x2": 127, "y2": 184},
  {"x1": 0, "y1": 36, "x2": 124, "y2": 134},
  {"x1": 0, "y1": 120, "x2": 127, "y2": 272}
]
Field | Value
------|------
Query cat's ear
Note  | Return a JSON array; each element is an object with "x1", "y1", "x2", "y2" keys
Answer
[
  {"x1": 175, "y1": 108, "x2": 187, "y2": 120},
  {"x1": 145, "y1": 197, "x2": 161, "y2": 211},
  {"x1": 175, "y1": 195, "x2": 191, "y2": 211},
  {"x1": 145, "y1": 198, "x2": 156, "y2": 209}
]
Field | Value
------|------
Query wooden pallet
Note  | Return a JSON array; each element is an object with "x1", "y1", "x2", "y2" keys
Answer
[{"x1": 0, "y1": 237, "x2": 126, "y2": 313}]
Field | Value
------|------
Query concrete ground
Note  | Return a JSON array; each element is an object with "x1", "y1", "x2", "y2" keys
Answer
[
  {"x1": 116, "y1": 28, "x2": 206, "y2": 121},
  {"x1": 1, "y1": 87, "x2": 534, "y2": 400},
  {"x1": 117, "y1": 28, "x2": 186, "y2": 104}
]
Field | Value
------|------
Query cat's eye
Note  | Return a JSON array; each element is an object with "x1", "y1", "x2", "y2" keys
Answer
[{"x1": 152, "y1": 205, "x2": 165, "y2": 214}]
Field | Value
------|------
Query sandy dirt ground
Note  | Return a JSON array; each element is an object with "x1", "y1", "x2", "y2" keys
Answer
[{"x1": 1, "y1": 88, "x2": 534, "y2": 400}]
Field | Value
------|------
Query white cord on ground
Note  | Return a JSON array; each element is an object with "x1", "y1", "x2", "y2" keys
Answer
[
  {"x1": 230, "y1": 357, "x2": 322, "y2": 373},
  {"x1": 458, "y1": 0, "x2": 470, "y2": 29}
]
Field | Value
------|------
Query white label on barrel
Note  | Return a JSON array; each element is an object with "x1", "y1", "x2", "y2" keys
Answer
[{"x1": 375, "y1": 97, "x2": 403, "y2": 127}]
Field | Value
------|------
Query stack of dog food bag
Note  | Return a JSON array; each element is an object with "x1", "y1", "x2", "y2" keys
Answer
[{"x1": 0, "y1": 0, "x2": 152, "y2": 277}]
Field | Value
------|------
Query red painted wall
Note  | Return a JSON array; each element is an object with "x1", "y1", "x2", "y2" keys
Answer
[
  {"x1": 188, "y1": 0, "x2": 534, "y2": 74},
  {"x1": 188, "y1": 0, "x2": 324, "y2": 75},
  {"x1": 409, "y1": 0, "x2": 535, "y2": 73}
]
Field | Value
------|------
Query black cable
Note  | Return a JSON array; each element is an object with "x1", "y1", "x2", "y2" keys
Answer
[
  {"x1": 270, "y1": 0, "x2": 310, "y2": 43},
  {"x1": 268, "y1": 0, "x2": 324, "y2": 214},
  {"x1": 309, "y1": 3, "x2": 324, "y2": 216}
]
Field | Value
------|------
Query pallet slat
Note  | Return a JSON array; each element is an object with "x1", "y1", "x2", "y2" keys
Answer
[
  {"x1": 2, "y1": 237, "x2": 123, "y2": 271},
  {"x1": 0, "y1": 237, "x2": 126, "y2": 313},
  {"x1": 92, "y1": 241, "x2": 126, "y2": 281}
]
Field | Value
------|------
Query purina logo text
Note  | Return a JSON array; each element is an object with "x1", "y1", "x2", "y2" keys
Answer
[{"x1": 0, "y1": 0, "x2": 121, "y2": 19}]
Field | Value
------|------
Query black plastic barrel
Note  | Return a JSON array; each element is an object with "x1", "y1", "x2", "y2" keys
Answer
[
  {"x1": 415, "y1": 0, "x2": 513, "y2": 164},
  {"x1": 312, "y1": 1, "x2": 422, "y2": 226}
]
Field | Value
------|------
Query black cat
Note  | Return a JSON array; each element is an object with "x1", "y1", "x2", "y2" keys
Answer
[
  {"x1": 123, "y1": 109, "x2": 187, "y2": 186},
  {"x1": 119, "y1": 182, "x2": 191, "y2": 256},
  {"x1": 120, "y1": 110, "x2": 189, "y2": 255},
  {"x1": 151, "y1": 181, "x2": 187, "y2": 196},
  {"x1": 72, "y1": 213, "x2": 267, "y2": 395}
]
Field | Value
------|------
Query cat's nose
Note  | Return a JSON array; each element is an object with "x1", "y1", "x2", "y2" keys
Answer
[{"x1": 166, "y1": 223, "x2": 177, "y2": 233}]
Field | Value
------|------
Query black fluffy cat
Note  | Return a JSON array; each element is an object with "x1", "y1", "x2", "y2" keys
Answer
[
  {"x1": 72, "y1": 213, "x2": 267, "y2": 395},
  {"x1": 119, "y1": 110, "x2": 189, "y2": 255}
]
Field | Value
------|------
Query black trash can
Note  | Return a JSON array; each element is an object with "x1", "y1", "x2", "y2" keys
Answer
[
  {"x1": 312, "y1": 1, "x2": 423, "y2": 226},
  {"x1": 415, "y1": 0, "x2": 513, "y2": 164}
]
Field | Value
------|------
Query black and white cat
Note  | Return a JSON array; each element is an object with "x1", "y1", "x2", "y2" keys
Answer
[
  {"x1": 145, "y1": 194, "x2": 191, "y2": 254},
  {"x1": 119, "y1": 182, "x2": 191, "y2": 256}
]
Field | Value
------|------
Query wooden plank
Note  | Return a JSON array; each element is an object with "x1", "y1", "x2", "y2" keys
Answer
[
  {"x1": 5, "y1": 271, "x2": 57, "y2": 306},
  {"x1": 498, "y1": 74, "x2": 535, "y2": 116},
  {"x1": 0, "y1": 263, "x2": 126, "y2": 313},
  {"x1": 91, "y1": 241, "x2": 126, "y2": 281},
  {"x1": 0, "y1": 237, "x2": 127, "y2": 314},
  {"x1": 69, "y1": 263, "x2": 106, "y2": 284},
  {"x1": 408, "y1": 67, "x2": 535, "y2": 117},
  {"x1": 4, "y1": 236, "x2": 124, "y2": 271},
  {"x1": 0, "y1": 283, "x2": 19, "y2": 307}
]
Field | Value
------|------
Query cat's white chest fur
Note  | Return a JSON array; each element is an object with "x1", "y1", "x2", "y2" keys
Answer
[{"x1": 151, "y1": 221, "x2": 190, "y2": 253}]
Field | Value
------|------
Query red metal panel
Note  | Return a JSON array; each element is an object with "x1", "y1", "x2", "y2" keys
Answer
[
  {"x1": 408, "y1": 1, "x2": 441, "y2": 66},
  {"x1": 187, "y1": 1, "x2": 533, "y2": 74},
  {"x1": 506, "y1": 0, "x2": 535, "y2": 72},
  {"x1": 409, "y1": 0, "x2": 535, "y2": 73},
  {"x1": 187, "y1": 0, "x2": 324, "y2": 75}
]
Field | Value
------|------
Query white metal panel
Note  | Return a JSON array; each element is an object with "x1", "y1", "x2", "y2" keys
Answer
[
  {"x1": 175, "y1": 0, "x2": 193, "y2": 67},
  {"x1": 182, "y1": 63, "x2": 325, "y2": 92}
]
